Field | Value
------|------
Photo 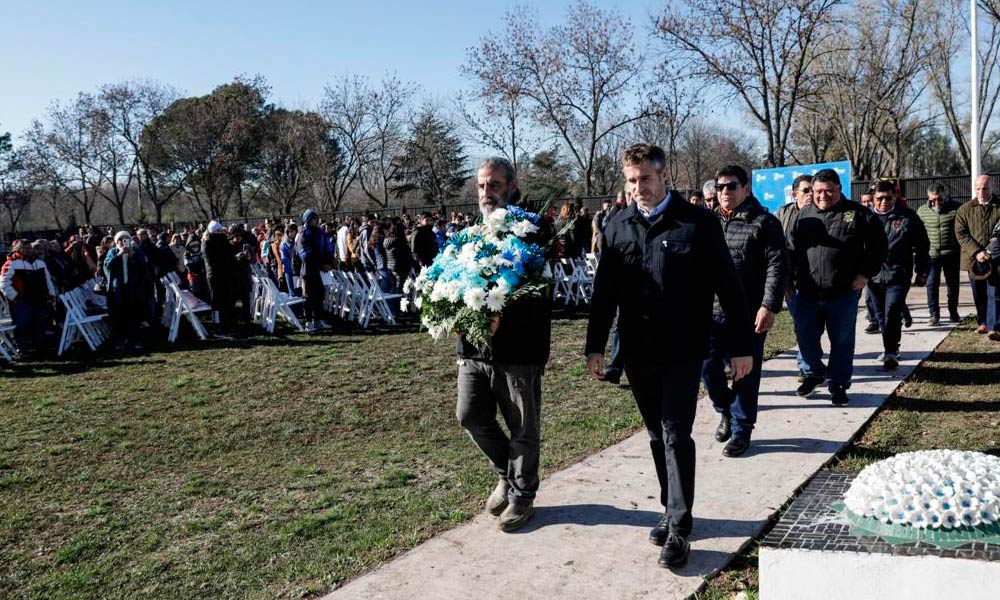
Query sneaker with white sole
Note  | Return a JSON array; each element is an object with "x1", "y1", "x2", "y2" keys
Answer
[{"x1": 882, "y1": 353, "x2": 898, "y2": 370}]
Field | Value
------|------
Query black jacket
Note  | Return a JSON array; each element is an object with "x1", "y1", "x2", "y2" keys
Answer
[
  {"x1": 787, "y1": 197, "x2": 888, "y2": 299},
  {"x1": 411, "y1": 225, "x2": 438, "y2": 268},
  {"x1": 203, "y1": 233, "x2": 236, "y2": 310},
  {"x1": 871, "y1": 204, "x2": 930, "y2": 287},
  {"x1": 585, "y1": 195, "x2": 754, "y2": 361},
  {"x1": 457, "y1": 294, "x2": 553, "y2": 366},
  {"x1": 713, "y1": 196, "x2": 789, "y2": 317}
]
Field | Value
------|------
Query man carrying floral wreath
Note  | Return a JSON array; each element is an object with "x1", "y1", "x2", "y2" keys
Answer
[{"x1": 453, "y1": 157, "x2": 553, "y2": 532}]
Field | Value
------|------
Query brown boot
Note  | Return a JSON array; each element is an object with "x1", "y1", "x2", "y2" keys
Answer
[{"x1": 498, "y1": 499, "x2": 535, "y2": 532}]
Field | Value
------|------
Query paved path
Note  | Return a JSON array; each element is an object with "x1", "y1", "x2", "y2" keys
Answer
[{"x1": 326, "y1": 288, "x2": 976, "y2": 600}]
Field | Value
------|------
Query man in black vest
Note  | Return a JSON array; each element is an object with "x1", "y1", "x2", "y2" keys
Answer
[{"x1": 585, "y1": 144, "x2": 753, "y2": 569}]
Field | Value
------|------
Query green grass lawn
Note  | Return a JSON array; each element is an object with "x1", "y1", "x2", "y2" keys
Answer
[
  {"x1": 0, "y1": 311, "x2": 794, "y2": 599},
  {"x1": 696, "y1": 320, "x2": 1000, "y2": 600}
]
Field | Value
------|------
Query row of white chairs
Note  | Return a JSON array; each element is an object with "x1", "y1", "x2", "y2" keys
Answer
[
  {"x1": 552, "y1": 257, "x2": 596, "y2": 306},
  {"x1": 323, "y1": 270, "x2": 402, "y2": 328}
]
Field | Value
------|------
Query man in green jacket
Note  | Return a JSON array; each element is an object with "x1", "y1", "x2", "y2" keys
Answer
[
  {"x1": 916, "y1": 182, "x2": 962, "y2": 325},
  {"x1": 955, "y1": 175, "x2": 1000, "y2": 338}
]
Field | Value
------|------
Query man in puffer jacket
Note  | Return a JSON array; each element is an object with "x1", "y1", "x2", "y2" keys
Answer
[
  {"x1": 1, "y1": 239, "x2": 56, "y2": 355},
  {"x1": 916, "y1": 182, "x2": 962, "y2": 325},
  {"x1": 702, "y1": 165, "x2": 789, "y2": 457}
]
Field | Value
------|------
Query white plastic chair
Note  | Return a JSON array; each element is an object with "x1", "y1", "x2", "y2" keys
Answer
[
  {"x1": 58, "y1": 286, "x2": 111, "y2": 355},
  {"x1": 166, "y1": 281, "x2": 211, "y2": 343},
  {"x1": 0, "y1": 299, "x2": 19, "y2": 361}
]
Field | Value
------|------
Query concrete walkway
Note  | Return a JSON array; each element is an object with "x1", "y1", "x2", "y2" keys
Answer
[{"x1": 327, "y1": 288, "x2": 977, "y2": 600}]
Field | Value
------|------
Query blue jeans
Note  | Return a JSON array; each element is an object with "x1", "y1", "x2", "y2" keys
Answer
[
  {"x1": 867, "y1": 282, "x2": 908, "y2": 355},
  {"x1": 864, "y1": 286, "x2": 877, "y2": 325},
  {"x1": 927, "y1": 254, "x2": 960, "y2": 319},
  {"x1": 787, "y1": 291, "x2": 819, "y2": 374},
  {"x1": 702, "y1": 318, "x2": 767, "y2": 439},
  {"x1": 792, "y1": 289, "x2": 862, "y2": 389},
  {"x1": 12, "y1": 301, "x2": 47, "y2": 353},
  {"x1": 969, "y1": 275, "x2": 999, "y2": 330},
  {"x1": 604, "y1": 309, "x2": 625, "y2": 379}
]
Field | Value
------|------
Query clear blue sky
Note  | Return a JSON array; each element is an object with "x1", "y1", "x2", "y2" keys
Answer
[{"x1": 0, "y1": 0, "x2": 664, "y2": 137}]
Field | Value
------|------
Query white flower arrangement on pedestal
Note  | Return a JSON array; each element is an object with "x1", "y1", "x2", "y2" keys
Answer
[{"x1": 844, "y1": 450, "x2": 1000, "y2": 530}]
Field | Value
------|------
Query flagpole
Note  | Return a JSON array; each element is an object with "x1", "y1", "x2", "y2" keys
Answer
[{"x1": 971, "y1": 0, "x2": 981, "y2": 182}]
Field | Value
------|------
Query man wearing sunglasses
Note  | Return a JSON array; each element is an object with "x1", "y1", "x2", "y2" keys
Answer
[
  {"x1": 786, "y1": 169, "x2": 887, "y2": 405},
  {"x1": 702, "y1": 166, "x2": 788, "y2": 457},
  {"x1": 867, "y1": 181, "x2": 930, "y2": 369},
  {"x1": 777, "y1": 175, "x2": 817, "y2": 381}
]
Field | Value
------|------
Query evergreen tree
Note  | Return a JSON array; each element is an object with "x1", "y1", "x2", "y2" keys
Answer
[{"x1": 392, "y1": 108, "x2": 469, "y2": 203}]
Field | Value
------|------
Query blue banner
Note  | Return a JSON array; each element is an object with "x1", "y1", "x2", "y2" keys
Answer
[{"x1": 751, "y1": 161, "x2": 851, "y2": 213}]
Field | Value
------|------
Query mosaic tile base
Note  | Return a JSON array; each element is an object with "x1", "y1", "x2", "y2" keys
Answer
[{"x1": 761, "y1": 472, "x2": 1000, "y2": 561}]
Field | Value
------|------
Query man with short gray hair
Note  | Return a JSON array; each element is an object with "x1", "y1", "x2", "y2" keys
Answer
[
  {"x1": 456, "y1": 157, "x2": 553, "y2": 532},
  {"x1": 702, "y1": 179, "x2": 719, "y2": 211}
]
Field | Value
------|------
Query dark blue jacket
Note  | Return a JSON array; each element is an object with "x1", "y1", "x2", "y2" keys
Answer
[
  {"x1": 585, "y1": 194, "x2": 753, "y2": 361},
  {"x1": 872, "y1": 204, "x2": 930, "y2": 286}
]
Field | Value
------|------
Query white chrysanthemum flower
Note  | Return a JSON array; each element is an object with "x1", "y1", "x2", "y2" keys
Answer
[
  {"x1": 399, "y1": 297, "x2": 410, "y2": 312},
  {"x1": 402, "y1": 278, "x2": 414, "y2": 294},
  {"x1": 414, "y1": 295, "x2": 422, "y2": 309},
  {"x1": 443, "y1": 244, "x2": 457, "y2": 258},
  {"x1": 510, "y1": 219, "x2": 539, "y2": 238},
  {"x1": 463, "y1": 288, "x2": 486, "y2": 311},
  {"x1": 444, "y1": 282, "x2": 462, "y2": 303},
  {"x1": 429, "y1": 284, "x2": 446, "y2": 302},
  {"x1": 485, "y1": 286, "x2": 506, "y2": 312}
]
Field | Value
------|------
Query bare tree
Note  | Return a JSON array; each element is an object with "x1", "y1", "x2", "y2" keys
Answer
[
  {"x1": 804, "y1": 0, "x2": 935, "y2": 179},
  {"x1": 466, "y1": 1, "x2": 653, "y2": 194},
  {"x1": 0, "y1": 134, "x2": 32, "y2": 236},
  {"x1": 98, "y1": 80, "x2": 183, "y2": 225},
  {"x1": 44, "y1": 94, "x2": 105, "y2": 224},
  {"x1": 634, "y1": 78, "x2": 700, "y2": 189},
  {"x1": 322, "y1": 73, "x2": 416, "y2": 208},
  {"x1": 928, "y1": 0, "x2": 1000, "y2": 172},
  {"x1": 454, "y1": 90, "x2": 537, "y2": 176},
  {"x1": 656, "y1": 0, "x2": 843, "y2": 167}
]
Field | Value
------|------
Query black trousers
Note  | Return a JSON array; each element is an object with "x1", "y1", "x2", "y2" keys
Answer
[{"x1": 625, "y1": 358, "x2": 702, "y2": 537}]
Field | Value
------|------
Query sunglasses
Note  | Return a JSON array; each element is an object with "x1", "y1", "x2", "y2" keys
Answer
[
  {"x1": 714, "y1": 182, "x2": 741, "y2": 192},
  {"x1": 800, "y1": 187, "x2": 812, "y2": 193}
]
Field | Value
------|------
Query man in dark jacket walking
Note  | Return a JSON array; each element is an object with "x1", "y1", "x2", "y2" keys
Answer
[
  {"x1": 787, "y1": 169, "x2": 888, "y2": 405},
  {"x1": 702, "y1": 165, "x2": 789, "y2": 457},
  {"x1": 456, "y1": 157, "x2": 552, "y2": 534},
  {"x1": 867, "y1": 181, "x2": 930, "y2": 369},
  {"x1": 955, "y1": 175, "x2": 1000, "y2": 338},
  {"x1": 586, "y1": 144, "x2": 753, "y2": 569},
  {"x1": 916, "y1": 182, "x2": 962, "y2": 325}
]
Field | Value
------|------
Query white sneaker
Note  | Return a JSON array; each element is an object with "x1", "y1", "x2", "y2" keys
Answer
[{"x1": 305, "y1": 321, "x2": 318, "y2": 333}]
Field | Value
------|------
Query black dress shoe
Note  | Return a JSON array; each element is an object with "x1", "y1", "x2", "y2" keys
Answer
[
  {"x1": 949, "y1": 314, "x2": 961, "y2": 323},
  {"x1": 715, "y1": 414, "x2": 732, "y2": 443},
  {"x1": 796, "y1": 376, "x2": 825, "y2": 397},
  {"x1": 830, "y1": 384, "x2": 849, "y2": 406},
  {"x1": 864, "y1": 322, "x2": 881, "y2": 334},
  {"x1": 903, "y1": 314, "x2": 913, "y2": 328},
  {"x1": 658, "y1": 533, "x2": 690, "y2": 569},
  {"x1": 648, "y1": 513, "x2": 670, "y2": 546},
  {"x1": 723, "y1": 436, "x2": 750, "y2": 457}
]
